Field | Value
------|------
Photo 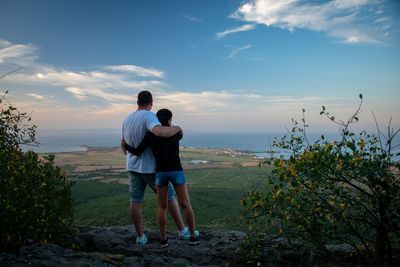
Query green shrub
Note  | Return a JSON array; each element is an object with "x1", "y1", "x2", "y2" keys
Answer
[
  {"x1": 0, "y1": 90, "x2": 74, "y2": 251},
  {"x1": 241, "y1": 95, "x2": 400, "y2": 266}
]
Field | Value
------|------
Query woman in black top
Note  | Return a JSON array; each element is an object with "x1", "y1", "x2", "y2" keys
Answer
[{"x1": 124, "y1": 109, "x2": 198, "y2": 247}]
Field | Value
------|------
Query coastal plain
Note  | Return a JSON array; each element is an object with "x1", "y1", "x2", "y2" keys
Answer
[{"x1": 54, "y1": 147, "x2": 272, "y2": 231}]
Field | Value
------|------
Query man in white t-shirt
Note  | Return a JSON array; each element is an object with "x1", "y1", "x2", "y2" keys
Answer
[{"x1": 121, "y1": 91, "x2": 194, "y2": 246}]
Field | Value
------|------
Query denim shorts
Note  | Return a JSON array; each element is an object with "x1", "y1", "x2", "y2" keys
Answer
[
  {"x1": 128, "y1": 171, "x2": 176, "y2": 203},
  {"x1": 156, "y1": 170, "x2": 186, "y2": 187}
]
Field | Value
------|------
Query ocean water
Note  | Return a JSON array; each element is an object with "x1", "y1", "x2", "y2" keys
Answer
[
  {"x1": 22, "y1": 129, "x2": 399, "y2": 160},
  {"x1": 23, "y1": 129, "x2": 122, "y2": 153},
  {"x1": 22, "y1": 129, "x2": 344, "y2": 156},
  {"x1": 24, "y1": 129, "x2": 286, "y2": 154}
]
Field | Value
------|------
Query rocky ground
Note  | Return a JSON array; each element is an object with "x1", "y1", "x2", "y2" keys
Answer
[
  {"x1": 0, "y1": 226, "x2": 247, "y2": 267},
  {"x1": 0, "y1": 226, "x2": 359, "y2": 267}
]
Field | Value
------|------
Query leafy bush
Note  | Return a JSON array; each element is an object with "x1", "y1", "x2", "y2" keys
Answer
[
  {"x1": 241, "y1": 95, "x2": 400, "y2": 266},
  {"x1": 0, "y1": 90, "x2": 74, "y2": 251}
]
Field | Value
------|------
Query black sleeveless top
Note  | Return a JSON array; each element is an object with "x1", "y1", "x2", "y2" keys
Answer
[{"x1": 124, "y1": 131, "x2": 183, "y2": 172}]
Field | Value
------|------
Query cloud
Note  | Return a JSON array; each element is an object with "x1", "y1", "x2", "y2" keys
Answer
[
  {"x1": 65, "y1": 86, "x2": 137, "y2": 102},
  {"x1": 27, "y1": 93, "x2": 45, "y2": 100},
  {"x1": 180, "y1": 14, "x2": 202, "y2": 22},
  {"x1": 225, "y1": 45, "x2": 252, "y2": 59},
  {"x1": 216, "y1": 24, "x2": 256, "y2": 39},
  {"x1": 0, "y1": 40, "x2": 333, "y2": 131},
  {"x1": 231, "y1": 0, "x2": 392, "y2": 44},
  {"x1": 10, "y1": 68, "x2": 165, "y2": 104},
  {"x1": 0, "y1": 39, "x2": 38, "y2": 65},
  {"x1": 83, "y1": 89, "x2": 333, "y2": 131},
  {"x1": 17, "y1": 70, "x2": 165, "y2": 90},
  {"x1": 79, "y1": 89, "x2": 327, "y2": 118},
  {"x1": 1, "y1": 39, "x2": 390, "y2": 132},
  {"x1": 104, "y1": 65, "x2": 164, "y2": 78},
  {"x1": 333, "y1": 0, "x2": 373, "y2": 9},
  {"x1": 152, "y1": 91, "x2": 357, "y2": 132},
  {"x1": 0, "y1": 40, "x2": 166, "y2": 106},
  {"x1": 65, "y1": 87, "x2": 88, "y2": 100},
  {"x1": 157, "y1": 90, "x2": 325, "y2": 114}
]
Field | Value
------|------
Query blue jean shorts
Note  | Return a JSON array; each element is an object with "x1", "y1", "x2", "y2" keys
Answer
[
  {"x1": 128, "y1": 171, "x2": 176, "y2": 203},
  {"x1": 156, "y1": 170, "x2": 186, "y2": 187}
]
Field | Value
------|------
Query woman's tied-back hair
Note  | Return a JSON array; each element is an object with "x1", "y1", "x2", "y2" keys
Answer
[
  {"x1": 137, "y1": 90, "x2": 153, "y2": 106},
  {"x1": 156, "y1": 109, "x2": 173, "y2": 126}
]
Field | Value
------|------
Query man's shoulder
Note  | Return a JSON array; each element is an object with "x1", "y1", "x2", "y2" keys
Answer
[
  {"x1": 125, "y1": 110, "x2": 155, "y2": 121},
  {"x1": 135, "y1": 110, "x2": 157, "y2": 118}
]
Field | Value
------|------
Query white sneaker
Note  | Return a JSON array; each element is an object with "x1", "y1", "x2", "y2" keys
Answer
[
  {"x1": 178, "y1": 227, "x2": 199, "y2": 240},
  {"x1": 136, "y1": 234, "x2": 148, "y2": 246}
]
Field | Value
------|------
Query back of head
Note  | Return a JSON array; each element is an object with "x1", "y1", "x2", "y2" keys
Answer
[
  {"x1": 137, "y1": 91, "x2": 153, "y2": 106},
  {"x1": 156, "y1": 109, "x2": 173, "y2": 126}
]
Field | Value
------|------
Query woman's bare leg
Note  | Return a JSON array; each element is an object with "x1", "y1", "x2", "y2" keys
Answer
[
  {"x1": 174, "y1": 183, "x2": 196, "y2": 237},
  {"x1": 168, "y1": 198, "x2": 185, "y2": 231},
  {"x1": 156, "y1": 186, "x2": 169, "y2": 240}
]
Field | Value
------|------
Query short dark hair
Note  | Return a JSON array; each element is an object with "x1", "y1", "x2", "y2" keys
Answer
[
  {"x1": 137, "y1": 91, "x2": 153, "y2": 106},
  {"x1": 156, "y1": 109, "x2": 173, "y2": 126}
]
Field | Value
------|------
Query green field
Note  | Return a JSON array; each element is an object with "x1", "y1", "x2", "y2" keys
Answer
[{"x1": 72, "y1": 165, "x2": 272, "y2": 231}]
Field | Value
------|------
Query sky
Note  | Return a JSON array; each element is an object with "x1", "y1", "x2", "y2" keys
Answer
[{"x1": 0, "y1": 0, "x2": 399, "y2": 133}]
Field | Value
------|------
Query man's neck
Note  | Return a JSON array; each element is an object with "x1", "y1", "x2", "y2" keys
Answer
[{"x1": 137, "y1": 105, "x2": 151, "y2": 111}]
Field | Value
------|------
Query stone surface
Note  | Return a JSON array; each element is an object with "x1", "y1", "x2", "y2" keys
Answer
[
  {"x1": 0, "y1": 226, "x2": 246, "y2": 267},
  {"x1": 1, "y1": 226, "x2": 361, "y2": 266}
]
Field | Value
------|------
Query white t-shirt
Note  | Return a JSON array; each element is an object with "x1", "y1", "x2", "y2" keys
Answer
[{"x1": 122, "y1": 110, "x2": 161, "y2": 173}]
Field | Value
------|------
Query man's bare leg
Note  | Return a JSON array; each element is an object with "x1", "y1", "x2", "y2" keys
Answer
[{"x1": 130, "y1": 203, "x2": 143, "y2": 237}]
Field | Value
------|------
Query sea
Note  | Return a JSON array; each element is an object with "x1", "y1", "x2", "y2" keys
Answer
[{"x1": 22, "y1": 129, "x2": 345, "y2": 159}]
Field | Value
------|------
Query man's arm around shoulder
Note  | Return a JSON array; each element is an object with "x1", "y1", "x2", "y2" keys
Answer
[{"x1": 151, "y1": 125, "x2": 182, "y2": 138}]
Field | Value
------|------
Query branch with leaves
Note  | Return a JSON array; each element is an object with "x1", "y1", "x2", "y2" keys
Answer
[{"x1": 241, "y1": 95, "x2": 399, "y2": 267}]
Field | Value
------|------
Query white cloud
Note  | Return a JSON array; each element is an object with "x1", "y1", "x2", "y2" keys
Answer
[
  {"x1": 0, "y1": 40, "x2": 166, "y2": 107},
  {"x1": 1, "y1": 39, "x2": 393, "y2": 132},
  {"x1": 152, "y1": 91, "x2": 361, "y2": 132},
  {"x1": 65, "y1": 87, "x2": 88, "y2": 100},
  {"x1": 231, "y1": 0, "x2": 390, "y2": 44},
  {"x1": 157, "y1": 90, "x2": 324, "y2": 114},
  {"x1": 180, "y1": 14, "x2": 202, "y2": 22},
  {"x1": 0, "y1": 39, "x2": 38, "y2": 65},
  {"x1": 8, "y1": 68, "x2": 165, "y2": 105},
  {"x1": 27, "y1": 93, "x2": 45, "y2": 100},
  {"x1": 0, "y1": 38, "x2": 341, "y2": 132},
  {"x1": 333, "y1": 0, "x2": 374, "y2": 9},
  {"x1": 85, "y1": 87, "x2": 136, "y2": 102},
  {"x1": 225, "y1": 45, "x2": 252, "y2": 59},
  {"x1": 11, "y1": 86, "x2": 395, "y2": 132},
  {"x1": 83, "y1": 90, "x2": 327, "y2": 118},
  {"x1": 216, "y1": 24, "x2": 256, "y2": 39},
  {"x1": 0, "y1": 40, "x2": 12, "y2": 47},
  {"x1": 81, "y1": 90, "x2": 334, "y2": 131},
  {"x1": 105, "y1": 65, "x2": 164, "y2": 78},
  {"x1": 0, "y1": 40, "x2": 166, "y2": 106},
  {"x1": 64, "y1": 85, "x2": 138, "y2": 102}
]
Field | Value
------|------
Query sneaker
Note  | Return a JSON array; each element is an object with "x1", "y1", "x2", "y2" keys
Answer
[
  {"x1": 188, "y1": 236, "x2": 199, "y2": 246},
  {"x1": 178, "y1": 227, "x2": 199, "y2": 240},
  {"x1": 160, "y1": 239, "x2": 168, "y2": 248},
  {"x1": 136, "y1": 234, "x2": 148, "y2": 246}
]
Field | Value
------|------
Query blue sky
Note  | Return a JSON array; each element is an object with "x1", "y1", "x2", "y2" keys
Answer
[{"x1": 0, "y1": 0, "x2": 399, "y2": 133}]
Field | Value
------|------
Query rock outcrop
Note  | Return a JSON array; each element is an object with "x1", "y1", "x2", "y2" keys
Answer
[
  {"x1": 0, "y1": 226, "x2": 360, "y2": 266},
  {"x1": 0, "y1": 226, "x2": 246, "y2": 266}
]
